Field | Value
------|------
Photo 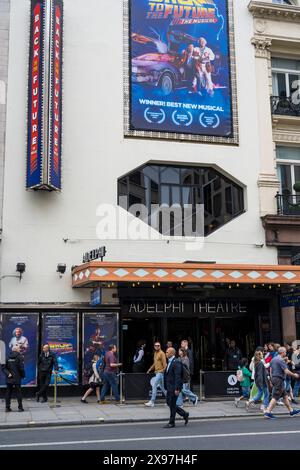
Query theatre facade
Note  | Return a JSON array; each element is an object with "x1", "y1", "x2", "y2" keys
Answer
[{"x1": 0, "y1": 0, "x2": 300, "y2": 389}]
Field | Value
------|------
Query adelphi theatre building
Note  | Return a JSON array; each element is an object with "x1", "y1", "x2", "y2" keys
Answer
[{"x1": 0, "y1": 0, "x2": 300, "y2": 391}]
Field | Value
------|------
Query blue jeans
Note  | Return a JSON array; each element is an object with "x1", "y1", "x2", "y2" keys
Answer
[
  {"x1": 151, "y1": 372, "x2": 166, "y2": 402},
  {"x1": 100, "y1": 372, "x2": 120, "y2": 402},
  {"x1": 241, "y1": 386, "x2": 250, "y2": 399},
  {"x1": 176, "y1": 383, "x2": 197, "y2": 406},
  {"x1": 285, "y1": 376, "x2": 291, "y2": 393},
  {"x1": 294, "y1": 380, "x2": 300, "y2": 398},
  {"x1": 252, "y1": 384, "x2": 269, "y2": 407}
]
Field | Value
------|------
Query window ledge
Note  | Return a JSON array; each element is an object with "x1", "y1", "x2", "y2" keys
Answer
[
  {"x1": 248, "y1": 1, "x2": 300, "y2": 23},
  {"x1": 272, "y1": 114, "x2": 300, "y2": 127}
]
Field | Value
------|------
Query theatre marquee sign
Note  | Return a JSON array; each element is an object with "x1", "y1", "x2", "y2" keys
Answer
[{"x1": 126, "y1": 300, "x2": 248, "y2": 315}]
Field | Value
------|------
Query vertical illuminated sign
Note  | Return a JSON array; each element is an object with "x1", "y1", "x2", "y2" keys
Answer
[
  {"x1": 26, "y1": 0, "x2": 63, "y2": 191},
  {"x1": 26, "y1": 0, "x2": 45, "y2": 188},
  {"x1": 48, "y1": 0, "x2": 63, "y2": 190}
]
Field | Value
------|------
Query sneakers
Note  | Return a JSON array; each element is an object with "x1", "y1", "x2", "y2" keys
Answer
[
  {"x1": 278, "y1": 399, "x2": 284, "y2": 406},
  {"x1": 100, "y1": 400, "x2": 110, "y2": 404},
  {"x1": 144, "y1": 401, "x2": 154, "y2": 407},
  {"x1": 292, "y1": 399, "x2": 299, "y2": 405},
  {"x1": 260, "y1": 405, "x2": 266, "y2": 412},
  {"x1": 290, "y1": 409, "x2": 300, "y2": 417},
  {"x1": 264, "y1": 412, "x2": 276, "y2": 419},
  {"x1": 193, "y1": 396, "x2": 198, "y2": 406}
]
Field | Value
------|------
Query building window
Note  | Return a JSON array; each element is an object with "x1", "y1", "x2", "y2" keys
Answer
[
  {"x1": 272, "y1": 0, "x2": 294, "y2": 5},
  {"x1": 276, "y1": 147, "x2": 300, "y2": 215},
  {"x1": 271, "y1": 58, "x2": 300, "y2": 116},
  {"x1": 118, "y1": 164, "x2": 244, "y2": 237},
  {"x1": 272, "y1": 58, "x2": 300, "y2": 98}
]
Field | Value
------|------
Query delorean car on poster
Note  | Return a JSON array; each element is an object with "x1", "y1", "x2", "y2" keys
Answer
[{"x1": 130, "y1": 0, "x2": 233, "y2": 138}]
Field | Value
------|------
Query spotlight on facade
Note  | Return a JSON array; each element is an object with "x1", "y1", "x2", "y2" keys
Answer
[
  {"x1": 16, "y1": 263, "x2": 26, "y2": 280},
  {"x1": 57, "y1": 263, "x2": 67, "y2": 277}
]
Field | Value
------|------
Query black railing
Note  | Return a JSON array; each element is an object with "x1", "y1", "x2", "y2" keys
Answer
[
  {"x1": 276, "y1": 193, "x2": 300, "y2": 215},
  {"x1": 271, "y1": 95, "x2": 300, "y2": 117}
]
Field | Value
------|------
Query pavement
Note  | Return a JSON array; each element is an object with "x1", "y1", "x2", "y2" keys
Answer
[{"x1": 0, "y1": 396, "x2": 297, "y2": 429}]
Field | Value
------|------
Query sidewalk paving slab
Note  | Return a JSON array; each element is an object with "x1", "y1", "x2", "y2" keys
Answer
[{"x1": 0, "y1": 397, "x2": 295, "y2": 429}]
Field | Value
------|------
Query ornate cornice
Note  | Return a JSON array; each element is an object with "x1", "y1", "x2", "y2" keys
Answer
[
  {"x1": 251, "y1": 36, "x2": 272, "y2": 58},
  {"x1": 248, "y1": 1, "x2": 300, "y2": 23}
]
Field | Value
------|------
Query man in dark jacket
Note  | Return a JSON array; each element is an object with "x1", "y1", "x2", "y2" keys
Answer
[
  {"x1": 36, "y1": 344, "x2": 58, "y2": 402},
  {"x1": 225, "y1": 340, "x2": 242, "y2": 370},
  {"x1": 163, "y1": 347, "x2": 189, "y2": 428},
  {"x1": 1, "y1": 345, "x2": 25, "y2": 412}
]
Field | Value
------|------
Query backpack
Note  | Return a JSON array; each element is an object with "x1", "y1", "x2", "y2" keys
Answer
[
  {"x1": 96, "y1": 355, "x2": 105, "y2": 378},
  {"x1": 236, "y1": 368, "x2": 244, "y2": 382}
]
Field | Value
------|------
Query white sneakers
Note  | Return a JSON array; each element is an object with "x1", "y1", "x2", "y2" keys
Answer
[{"x1": 144, "y1": 401, "x2": 154, "y2": 407}]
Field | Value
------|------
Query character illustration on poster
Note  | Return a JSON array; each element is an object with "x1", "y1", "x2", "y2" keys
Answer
[
  {"x1": 9, "y1": 327, "x2": 29, "y2": 354},
  {"x1": 83, "y1": 314, "x2": 118, "y2": 385},
  {"x1": 130, "y1": 0, "x2": 233, "y2": 137}
]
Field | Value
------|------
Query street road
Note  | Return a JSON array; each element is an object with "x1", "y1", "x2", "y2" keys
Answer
[{"x1": 0, "y1": 416, "x2": 300, "y2": 450}]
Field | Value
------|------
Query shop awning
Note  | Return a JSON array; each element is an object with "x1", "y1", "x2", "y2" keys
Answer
[{"x1": 72, "y1": 262, "x2": 300, "y2": 287}]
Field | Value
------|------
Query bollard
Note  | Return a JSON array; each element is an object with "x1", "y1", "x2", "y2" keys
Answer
[
  {"x1": 119, "y1": 372, "x2": 125, "y2": 405},
  {"x1": 199, "y1": 370, "x2": 205, "y2": 401},
  {"x1": 49, "y1": 373, "x2": 61, "y2": 408}
]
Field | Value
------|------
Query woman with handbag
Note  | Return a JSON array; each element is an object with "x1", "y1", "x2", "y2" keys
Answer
[{"x1": 81, "y1": 354, "x2": 102, "y2": 404}]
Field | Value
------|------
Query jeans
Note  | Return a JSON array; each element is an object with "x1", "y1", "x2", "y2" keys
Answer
[
  {"x1": 294, "y1": 380, "x2": 300, "y2": 398},
  {"x1": 285, "y1": 376, "x2": 291, "y2": 393},
  {"x1": 176, "y1": 383, "x2": 197, "y2": 406},
  {"x1": 100, "y1": 372, "x2": 120, "y2": 402},
  {"x1": 241, "y1": 386, "x2": 250, "y2": 399},
  {"x1": 252, "y1": 384, "x2": 269, "y2": 407},
  {"x1": 151, "y1": 372, "x2": 166, "y2": 402}
]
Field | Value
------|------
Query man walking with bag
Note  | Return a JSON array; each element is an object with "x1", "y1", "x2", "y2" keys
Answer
[
  {"x1": 36, "y1": 344, "x2": 58, "y2": 403},
  {"x1": 163, "y1": 347, "x2": 189, "y2": 428}
]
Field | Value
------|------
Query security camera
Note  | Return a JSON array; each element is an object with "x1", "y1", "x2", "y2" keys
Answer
[{"x1": 57, "y1": 263, "x2": 67, "y2": 276}]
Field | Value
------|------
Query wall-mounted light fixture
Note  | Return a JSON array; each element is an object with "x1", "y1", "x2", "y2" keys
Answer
[
  {"x1": 16, "y1": 263, "x2": 26, "y2": 281},
  {"x1": 57, "y1": 263, "x2": 66, "y2": 278}
]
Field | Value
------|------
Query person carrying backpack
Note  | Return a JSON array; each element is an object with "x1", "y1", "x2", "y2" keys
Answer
[
  {"x1": 80, "y1": 354, "x2": 102, "y2": 404},
  {"x1": 234, "y1": 358, "x2": 252, "y2": 407},
  {"x1": 176, "y1": 348, "x2": 198, "y2": 407}
]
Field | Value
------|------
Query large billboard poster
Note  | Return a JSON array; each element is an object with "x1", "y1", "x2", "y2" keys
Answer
[
  {"x1": 0, "y1": 314, "x2": 39, "y2": 387},
  {"x1": 128, "y1": 0, "x2": 236, "y2": 142},
  {"x1": 82, "y1": 313, "x2": 118, "y2": 385},
  {"x1": 42, "y1": 313, "x2": 78, "y2": 385}
]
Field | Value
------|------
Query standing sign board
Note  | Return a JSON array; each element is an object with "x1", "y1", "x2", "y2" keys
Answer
[{"x1": 203, "y1": 370, "x2": 240, "y2": 397}]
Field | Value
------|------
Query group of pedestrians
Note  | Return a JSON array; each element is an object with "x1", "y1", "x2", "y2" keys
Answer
[{"x1": 235, "y1": 342, "x2": 300, "y2": 419}]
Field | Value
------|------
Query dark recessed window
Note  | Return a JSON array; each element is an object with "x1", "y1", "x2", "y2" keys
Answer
[{"x1": 118, "y1": 164, "x2": 244, "y2": 236}]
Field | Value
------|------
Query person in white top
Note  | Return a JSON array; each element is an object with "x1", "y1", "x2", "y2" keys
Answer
[{"x1": 193, "y1": 37, "x2": 215, "y2": 96}]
